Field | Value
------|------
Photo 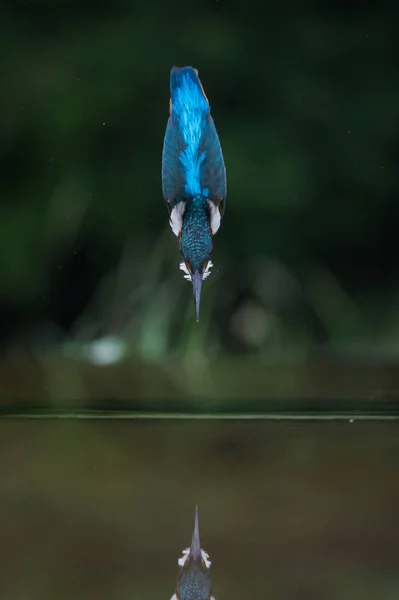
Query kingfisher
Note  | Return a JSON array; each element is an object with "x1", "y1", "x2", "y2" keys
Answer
[
  {"x1": 162, "y1": 66, "x2": 227, "y2": 321},
  {"x1": 170, "y1": 506, "x2": 215, "y2": 600}
]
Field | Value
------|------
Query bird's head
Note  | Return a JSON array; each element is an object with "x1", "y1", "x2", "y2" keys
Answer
[
  {"x1": 178, "y1": 207, "x2": 213, "y2": 322},
  {"x1": 174, "y1": 506, "x2": 213, "y2": 600}
]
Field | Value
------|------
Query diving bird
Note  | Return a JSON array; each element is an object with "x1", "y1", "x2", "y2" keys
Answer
[
  {"x1": 162, "y1": 66, "x2": 227, "y2": 321},
  {"x1": 170, "y1": 506, "x2": 215, "y2": 600}
]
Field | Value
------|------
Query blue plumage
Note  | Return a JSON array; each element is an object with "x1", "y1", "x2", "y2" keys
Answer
[
  {"x1": 179, "y1": 561, "x2": 211, "y2": 600},
  {"x1": 170, "y1": 68, "x2": 208, "y2": 197},
  {"x1": 162, "y1": 66, "x2": 226, "y2": 321},
  {"x1": 180, "y1": 196, "x2": 213, "y2": 272}
]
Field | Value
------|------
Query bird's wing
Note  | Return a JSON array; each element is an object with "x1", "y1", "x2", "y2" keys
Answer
[
  {"x1": 162, "y1": 114, "x2": 186, "y2": 209},
  {"x1": 200, "y1": 115, "x2": 227, "y2": 215},
  {"x1": 163, "y1": 65, "x2": 226, "y2": 218},
  {"x1": 163, "y1": 66, "x2": 208, "y2": 207}
]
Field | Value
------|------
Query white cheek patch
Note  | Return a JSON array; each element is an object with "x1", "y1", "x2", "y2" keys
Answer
[
  {"x1": 169, "y1": 201, "x2": 186, "y2": 237},
  {"x1": 208, "y1": 200, "x2": 221, "y2": 235},
  {"x1": 202, "y1": 260, "x2": 213, "y2": 280},
  {"x1": 179, "y1": 262, "x2": 191, "y2": 281},
  {"x1": 179, "y1": 261, "x2": 213, "y2": 282},
  {"x1": 177, "y1": 547, "x2": 212, "y2": 569}
]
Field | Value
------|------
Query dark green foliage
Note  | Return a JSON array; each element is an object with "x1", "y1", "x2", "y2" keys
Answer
[{"x1": 0, "y1": 0, "x2": 398, "y2": 357}]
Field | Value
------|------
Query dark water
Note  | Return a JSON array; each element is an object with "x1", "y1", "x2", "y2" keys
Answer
[{"x1": 1, "y1": 418, "x2": 399, "y2": 599}]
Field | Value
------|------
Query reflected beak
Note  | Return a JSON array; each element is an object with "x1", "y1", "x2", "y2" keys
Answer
[
  {"x1": 191, "y1": 271, "x2": 203, "y2": 322},
  {"x1": 190, "y1": 505, "x2": 201, "y2": 561}
]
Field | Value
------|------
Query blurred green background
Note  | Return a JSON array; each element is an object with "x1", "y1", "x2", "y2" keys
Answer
[
  {"x1": 1, "y1": 4, "x2": 399, "y2": 597},
  {"x1": 0, "y1": 0, "x2": 398, "y2": 403}
]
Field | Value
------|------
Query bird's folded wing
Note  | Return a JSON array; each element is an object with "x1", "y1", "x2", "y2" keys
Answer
[
  {"x1": 200, "y1": 116, "x2": 227, "y2": 213},
  {"x1": 162, "y1": 116, "x2": 186, "y2": 207}
]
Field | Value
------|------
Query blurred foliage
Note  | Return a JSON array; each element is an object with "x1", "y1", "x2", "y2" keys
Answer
[{"x1": 0, "y1": 0, "x2": 398, "y2": 361}]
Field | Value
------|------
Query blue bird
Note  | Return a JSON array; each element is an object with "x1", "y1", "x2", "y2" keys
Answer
[
  {"x1": 170, "y1": 506, "x2": 215, "y2": 600},
  {"x1": 162, "y1": 66, "x2": 227, "y2": 321}
]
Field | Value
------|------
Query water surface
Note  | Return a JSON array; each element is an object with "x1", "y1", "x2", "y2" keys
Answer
[{"x1": 1, "y1": 419, "x2": 398, "y2": 599}]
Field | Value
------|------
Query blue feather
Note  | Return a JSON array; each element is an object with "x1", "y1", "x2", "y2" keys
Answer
[
  {"x1": 161, "y1": 116, "x2": 184, "y2": 206},
  {"x1": 170, "y1": 67, "x2": 209, "y2": 197},
  {"x1": 179, "y1": 563, "x2": 211, "y2": 600},
  {"x1": 162, "y1": 66, "x2": 226, "y2": 207},
  {"x1": 199, "y1": 117, "x2": 227, "y2": 205},
  {"x1": 180, "y1": 196, "x2": 213, "y2": 272}
]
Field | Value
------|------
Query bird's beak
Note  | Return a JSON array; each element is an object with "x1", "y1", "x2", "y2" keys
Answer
[
  {"x1": 190, "y1": 506, "x2": 201, "y2": 561},
  {"x1": 192, "y1": 271, "x2": 203, "y2": 322}
]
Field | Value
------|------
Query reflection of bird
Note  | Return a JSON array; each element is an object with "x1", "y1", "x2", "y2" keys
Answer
[
  {"x1": 170, "y1": 507, "x2": 215, "y2": 600},
  {"x1": 162, "y1": 66, "x2": 227, "y2": 321}
]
